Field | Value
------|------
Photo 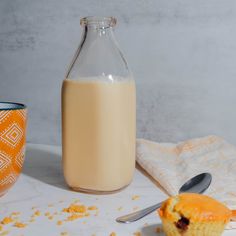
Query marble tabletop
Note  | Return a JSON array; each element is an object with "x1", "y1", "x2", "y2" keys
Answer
[{"x1": 0, "y1": 144, "x2": 235, "y2": 236}]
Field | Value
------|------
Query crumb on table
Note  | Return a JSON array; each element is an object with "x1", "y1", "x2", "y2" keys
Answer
[
  {"x1": 61, "y1": 232, "x2": 69, "y2": 236},
  {"x1": 14, "y1": 222, "x2": 27, "y2": 228},
  {"x1": 109, "y1": 232, "x2": 116, "y2": 236},
  {"x1": 11, "y1": 212, "x2": 20, "y2": 216},
  {"x1": 1, "y1": 217, "x2": 13, "y2": 225},
  {"x1": 63, "y1": 204, "x2": 86, "y2": 213},
  {"x1": 132, "y1": 195, "x2": 140, "y2": 200},
  {"x1": 66, "y1": 214, "x2": 83, "y2": 221},
  {"x1": 84, "y1": 212, "x2": 90, "y2": 217},
  {"x1": 0, "y1": 200, "x2": 100, "y2": 232},
  {"x1": 57, "y1": 220, "x2": 63, "y2": 226},
  {"x1": 156, "y1": 227, "x2": 163, "y2": 233},
  {"x1": 33, "y1": 210, "x2": 41, "y2": 216},
  {"x1": 133, "y1": 232, "x2": 141, "y2": 236},
  {"x1": 88, "y1": 206, "x2": 98, "y2": 211}
]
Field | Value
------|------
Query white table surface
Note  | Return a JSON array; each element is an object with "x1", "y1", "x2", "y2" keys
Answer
[{"x1": 0, "y1": 143, "x2": 235, "y2": 236}]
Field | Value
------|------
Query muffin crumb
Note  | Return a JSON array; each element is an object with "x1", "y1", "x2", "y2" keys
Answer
[
  {"x1": 11, "y1": 212, "x2": 20, "y2": 216},
  {"x1": 88, "y1": 206, "x2": 97, "y2": 211},
  {"x1": 44, "y1": 212, "x2": 50, "y2": 216},
  {"x1": 61, "y1": 232, "x2": 68, "y2": 236},
  {"x1": 132, "y1": 195, "x2": 140, "y2": 200},
  {"x1": 63, "y1": 204, "x2": 86, "y2": 213},
  {"x1": 84, "y1": 213, "x2": 90, "y2": 217},
  {"x1": 109, "y1": 232, "x2": 116, "y2": 236},
  {"x1": 66, "y1": 214, "x2": 83, "y2": 221},
  {"x1": 34, "y1": 210, "x2": 41, "y2": 216},
  {"x1": 1, "y1": 217, "x2": 13, "y2": 225},
  {"x1": 133, "y1": 232, "x2": 141, "y2": 236},
  {"x1": 14, "y1": 222, "x2": 27, "y2": 228},
  {"x1": 57, "y1": 221, "x2": 63, "y2": 226}
]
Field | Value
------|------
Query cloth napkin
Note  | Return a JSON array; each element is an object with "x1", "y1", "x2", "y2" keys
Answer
[{"x1": 136, "y1": 135, "x2": 236, "y2": 228}]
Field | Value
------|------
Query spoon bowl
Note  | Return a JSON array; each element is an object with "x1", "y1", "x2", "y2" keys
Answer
[
  {"x1": 179, "y1": 173, "x2": 212, "y2": 194},
  {"x1": 116, "y1": 172, "x2": 212, "y2": 223}
]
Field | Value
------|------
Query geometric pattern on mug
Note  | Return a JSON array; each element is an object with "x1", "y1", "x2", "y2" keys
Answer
[
  {"x1": 17, "y1": 110, "x2": 26, "y2": 120},
  {"x1": 0, "y1": 122, "x2": 23, "y2": 147},
  {"x1": 0, "y1": 151, "x2": 11, "y2": 171},
  {"x1": 0, "y1": 111, "x2": 12, "y2": 124},
  {"x1": 15, "y1": 145, "x2": 25, "y2": 168},
  {"x1": 0, "y1": 107, "x2": 27, "y2": 196},
  {"x1": 0, "y1": 172, "x2": 17, "y2": 186}
]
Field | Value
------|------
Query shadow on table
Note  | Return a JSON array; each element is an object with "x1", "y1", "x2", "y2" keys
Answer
[
  {"x1": 141, "y1": 223, "x2": 164, "y2": 236},
  {"x1": 23, "y1": 144, "x2": 68, "y2": 190}
]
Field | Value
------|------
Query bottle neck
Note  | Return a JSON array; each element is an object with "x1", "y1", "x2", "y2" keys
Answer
[
  {"x1": 65, "y1": 17, "x2": 130, "y2": 79},
  {"x1": 82, "y1": 25, "x2": 115, "y2": 40}
]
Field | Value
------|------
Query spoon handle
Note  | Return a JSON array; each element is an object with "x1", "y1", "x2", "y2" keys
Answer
[{"x1": 116, "y1": 201, "x2": 164, "y2": 223}]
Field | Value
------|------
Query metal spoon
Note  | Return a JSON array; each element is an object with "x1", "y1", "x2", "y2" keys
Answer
[{"x1": 116, "y1": 172, "x2": 212, "y2": 223}]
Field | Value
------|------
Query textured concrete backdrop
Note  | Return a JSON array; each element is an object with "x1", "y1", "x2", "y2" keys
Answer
[{"x1": 0, "y1": 0, "x2": 236, "y2": 145}]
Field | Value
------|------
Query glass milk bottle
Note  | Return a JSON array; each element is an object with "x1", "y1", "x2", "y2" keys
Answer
[{"x1": 61, "y1": 16, "x2": 136, "y2": 193}]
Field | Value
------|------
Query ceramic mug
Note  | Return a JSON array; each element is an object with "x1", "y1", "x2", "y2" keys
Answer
[{"x1": 0, "y1": 102, "x2": 27, "y2": 197}]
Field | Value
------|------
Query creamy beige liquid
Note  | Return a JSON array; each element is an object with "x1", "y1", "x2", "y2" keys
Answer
[{"x1": 62, "y1": 77, "x2": 136, "y2": 193}]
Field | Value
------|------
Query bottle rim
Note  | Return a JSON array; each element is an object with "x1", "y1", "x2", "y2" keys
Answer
[{"x1": 80, "y1": 16, "x2": 117, "y2": 28}]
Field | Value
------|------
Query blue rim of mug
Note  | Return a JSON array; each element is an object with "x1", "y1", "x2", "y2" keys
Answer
[{"x1": 0, "y1": 102, "x2": 26, "y2": 111}]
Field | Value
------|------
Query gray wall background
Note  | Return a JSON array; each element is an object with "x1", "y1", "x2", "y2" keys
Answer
[{"x1": 1, "y1": 0, "x2": 236, "y2": 145}]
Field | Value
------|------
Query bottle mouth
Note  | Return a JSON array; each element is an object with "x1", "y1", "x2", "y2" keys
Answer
[{"x1": 80, "y1": 16, "x2": 117, "y2": 28}]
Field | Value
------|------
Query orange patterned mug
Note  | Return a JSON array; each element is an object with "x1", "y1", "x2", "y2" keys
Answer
[{"x1": 0, "y1": 102, "x2": 27, "y2": 197}]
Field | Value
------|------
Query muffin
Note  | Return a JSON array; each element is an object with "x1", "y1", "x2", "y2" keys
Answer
[{"x1": 158, "y1": 193, "x2": 232, "y2": 236}]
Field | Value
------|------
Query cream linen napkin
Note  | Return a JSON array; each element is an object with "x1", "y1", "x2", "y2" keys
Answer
[{"x1": 136, "y1": 135, "x2": 236, "y2": 228}]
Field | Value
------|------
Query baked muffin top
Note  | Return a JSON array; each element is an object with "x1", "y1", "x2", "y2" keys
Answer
[{"x1": 159, "y1": 193, "x2": 232, "y2": 223}]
